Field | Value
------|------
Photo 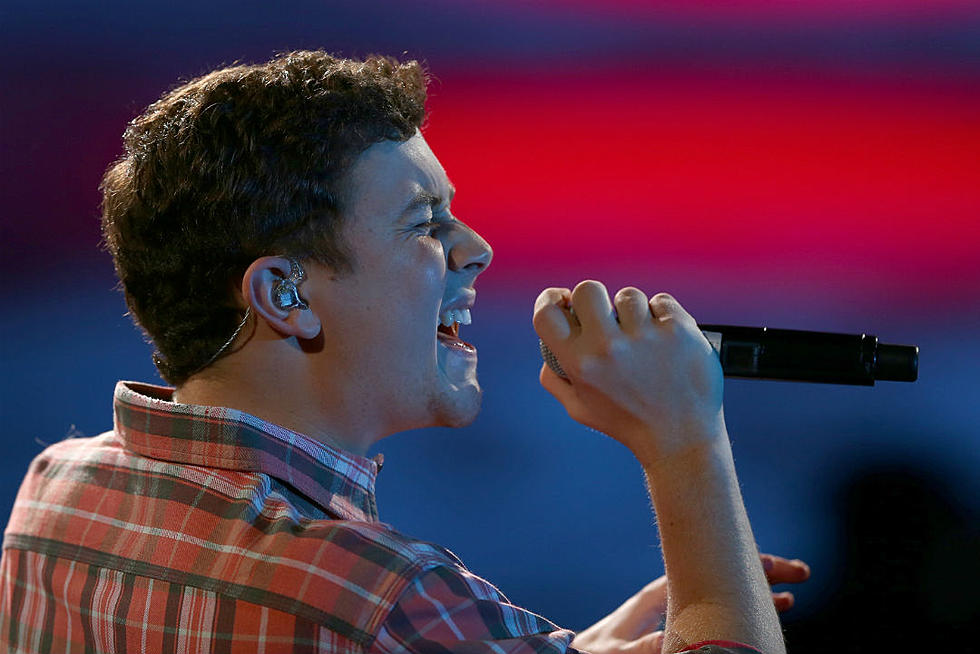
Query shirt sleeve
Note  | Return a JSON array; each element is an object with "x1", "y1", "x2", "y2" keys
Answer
[
  {"x1": 370, "y1": 563, "x2": 764, "y2": 654},
  {"x1": 371, "y1": 563, "x2": 579, "y2": 654}
]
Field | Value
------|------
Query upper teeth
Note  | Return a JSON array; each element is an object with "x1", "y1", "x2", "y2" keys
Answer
[{"x1": 439, "y1": 308, "x2": 472, "y2": 327}]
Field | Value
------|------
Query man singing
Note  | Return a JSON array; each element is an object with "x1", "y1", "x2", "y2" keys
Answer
[{"x1": 0, "y1": 51, "x2": 807, "y2": 653}]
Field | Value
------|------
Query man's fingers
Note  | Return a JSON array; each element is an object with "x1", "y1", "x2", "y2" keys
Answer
[
  {"x1": 533, "y1": 288, "x2": 575, "y2": 344},
  {"x1": 761, "y1": 554, "x2": 807, "y2": 612},
  {"x1": 648, "y1": 292, "x2": 692, "y2": 325},
  {"x1": 772, "y1": 591, "x2": 795, "y2": 613},
  {"x1": 613, "y1": 287, "x2": 651, "y2": 334},
  {"x1": 533, "y1": 287, "x2": 571, "y2": 316},
  {"x1": 539, "y1": 363, "x2": 573, "y2": 398},
  {"x1": 760, "y1": 554, "x2": 811, "y2": 585},
  {"x1": 570, "y1": 280, "x2": 617, "y2": 336}
]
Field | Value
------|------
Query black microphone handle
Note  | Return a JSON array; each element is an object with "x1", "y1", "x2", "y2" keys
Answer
[{"x1": 539, "y1": 324, "x2": 918, "y2": 386}]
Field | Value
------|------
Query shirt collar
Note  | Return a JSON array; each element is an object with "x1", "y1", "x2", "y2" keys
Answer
[{"x1": 112, "y1": 380, "x2": 381, "y2": 522}]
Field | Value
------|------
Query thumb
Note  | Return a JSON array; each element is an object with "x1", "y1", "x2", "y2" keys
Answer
[
  {"x1": 539, "y1": 363, "x2": 577, "y2": 405},
  {"x1": 539, "y1": 364, "x2": 609, "y2": 437}
]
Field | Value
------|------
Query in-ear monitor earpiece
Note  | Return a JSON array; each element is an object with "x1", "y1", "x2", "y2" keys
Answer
[{"x1": 272, "y1": 258, "x2": 309, "y2": 312}]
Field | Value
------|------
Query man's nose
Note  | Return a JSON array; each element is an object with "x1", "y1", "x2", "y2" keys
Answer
[{"x1": 448, "y1": 222, "x2": 493, "y2": 274}]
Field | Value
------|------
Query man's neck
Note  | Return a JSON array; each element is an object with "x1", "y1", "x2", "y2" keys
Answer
[{"x1": 173, "y1": 368, "x2": 376, "y2": 457}]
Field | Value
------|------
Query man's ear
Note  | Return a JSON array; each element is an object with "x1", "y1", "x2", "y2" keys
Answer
[{"x1": 241, "y1": 256, "x2": 322, "y2": 340}]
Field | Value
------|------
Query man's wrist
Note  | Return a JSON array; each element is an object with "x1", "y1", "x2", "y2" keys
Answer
[{"x1": 628, "y1": 416, "x2": 731, "y2": 476}]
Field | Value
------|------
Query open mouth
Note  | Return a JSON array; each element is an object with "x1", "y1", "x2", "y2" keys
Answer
[
  {"x1": 437, "y1": 322, "x2": 460, "y2": 340},
  {"x1": 437, "y1": 309, "x2": 476, "y2": 353}
]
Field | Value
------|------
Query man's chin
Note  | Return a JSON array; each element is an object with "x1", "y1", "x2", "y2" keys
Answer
[{"x1": 429, "y1": 382, "x2": 482, "y2": 428}]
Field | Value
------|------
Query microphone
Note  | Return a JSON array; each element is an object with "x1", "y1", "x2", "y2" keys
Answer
[{"x1": 539, "y1": 324, "x2": 918, "y2": 386}]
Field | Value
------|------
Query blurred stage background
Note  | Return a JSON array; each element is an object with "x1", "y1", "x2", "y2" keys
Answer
[{"x1": 2, "y1": 1, "x2": 979, "y2": 650}]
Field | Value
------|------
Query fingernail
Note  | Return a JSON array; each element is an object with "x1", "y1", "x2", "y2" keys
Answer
[{"x1": 763, "y1": 556, "x2": 774, "y2": 571}]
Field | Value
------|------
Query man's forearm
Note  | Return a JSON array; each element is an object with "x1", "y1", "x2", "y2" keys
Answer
[{"x1": 642, "y1": 426, "x2": 784, "y2": 654}]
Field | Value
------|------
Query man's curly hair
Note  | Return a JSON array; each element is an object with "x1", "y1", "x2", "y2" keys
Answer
[{"x1": 100, "y1": 51, "x2": 428, "y2": 385}]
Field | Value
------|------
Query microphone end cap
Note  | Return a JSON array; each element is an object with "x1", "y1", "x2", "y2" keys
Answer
[{"x1": 875, "y1": 343, "x2": 918, "y2": 382}]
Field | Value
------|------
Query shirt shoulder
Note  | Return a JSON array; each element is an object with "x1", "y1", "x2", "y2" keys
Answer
[{"x1": 2, "y1": 433, "x2": 462, "y2": 648}]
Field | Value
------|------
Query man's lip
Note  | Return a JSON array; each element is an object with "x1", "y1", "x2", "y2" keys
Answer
[
  {"x1": 438, "y1": 331, "x2": 476, "y2": 354},
  {"x1": 439, "y1": 290, "x2": 476, "y2": 314}
]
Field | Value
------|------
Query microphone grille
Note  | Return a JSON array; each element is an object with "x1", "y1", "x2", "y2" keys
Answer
[{"x1": 539, "y1": 339, "x2": 569, "y2": 380}]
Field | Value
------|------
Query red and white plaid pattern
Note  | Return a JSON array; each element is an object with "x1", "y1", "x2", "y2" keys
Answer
[{"x1": 0, "y1": 381, "x2": 756, "y2": 653}]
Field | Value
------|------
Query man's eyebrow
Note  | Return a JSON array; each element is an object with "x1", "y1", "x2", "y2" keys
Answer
[{"x1": 399, "y1": 184, "x2": 455, "y2": 218}]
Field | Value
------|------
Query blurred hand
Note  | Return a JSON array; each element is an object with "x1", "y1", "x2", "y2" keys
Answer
[
  {"x1": 533, "y1": 282, "x2": 724, "y2": 466},
  {"x1": 570, "y1": 554, "x2": 811, "y2": 654}
]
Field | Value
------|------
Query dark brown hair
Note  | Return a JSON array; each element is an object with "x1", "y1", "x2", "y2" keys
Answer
[{"x1": 100, "y1": 51, "x2": 427, "y2": 385}]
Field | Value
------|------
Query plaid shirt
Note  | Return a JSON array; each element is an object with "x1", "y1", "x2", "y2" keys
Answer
[{"x1": 1, "y1": 381, "x2": 759, "y2": 654}]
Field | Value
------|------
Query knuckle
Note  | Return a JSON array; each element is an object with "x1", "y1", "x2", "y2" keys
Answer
[
  {"x1": 575, "y1": 279, "x2": 604, "y2": 290},
  {"x1": 615, "y1": 286, "x2": 647, "y2": 305},
  {"x1": 650, "y1": 292, "x2": 695, "y2": 324},
  {"x1": 531, "y1": 305, "x2": 561, "y2": 332},
  {"x1": 534, "y1": 287, "x2": 568, "y2": 308},
  {"x1": 572, "y1": 279, "x2": 607, "y2": 299}
]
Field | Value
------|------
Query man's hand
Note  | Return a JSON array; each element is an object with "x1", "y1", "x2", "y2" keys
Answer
[
  {"x1": 533, "y1": 282, "x2": 724, "y2": 467},
  {"x1": 570, "y1": 555, "x2": 811, "y2": 654},
  {"x1": 535, "y1": 281, "x2": 787, "y2": 652}
]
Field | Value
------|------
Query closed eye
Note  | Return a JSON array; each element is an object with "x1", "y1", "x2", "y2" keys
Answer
[
  {"x1": 404, "y1": 217, "x2": 443, "y2": 241},
  {"x1": 414, "y1": 213, "x2": 457, "y2": 234},
  {"x1": 413, "y1": 218, "x2": 439, "y2": 232}
]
